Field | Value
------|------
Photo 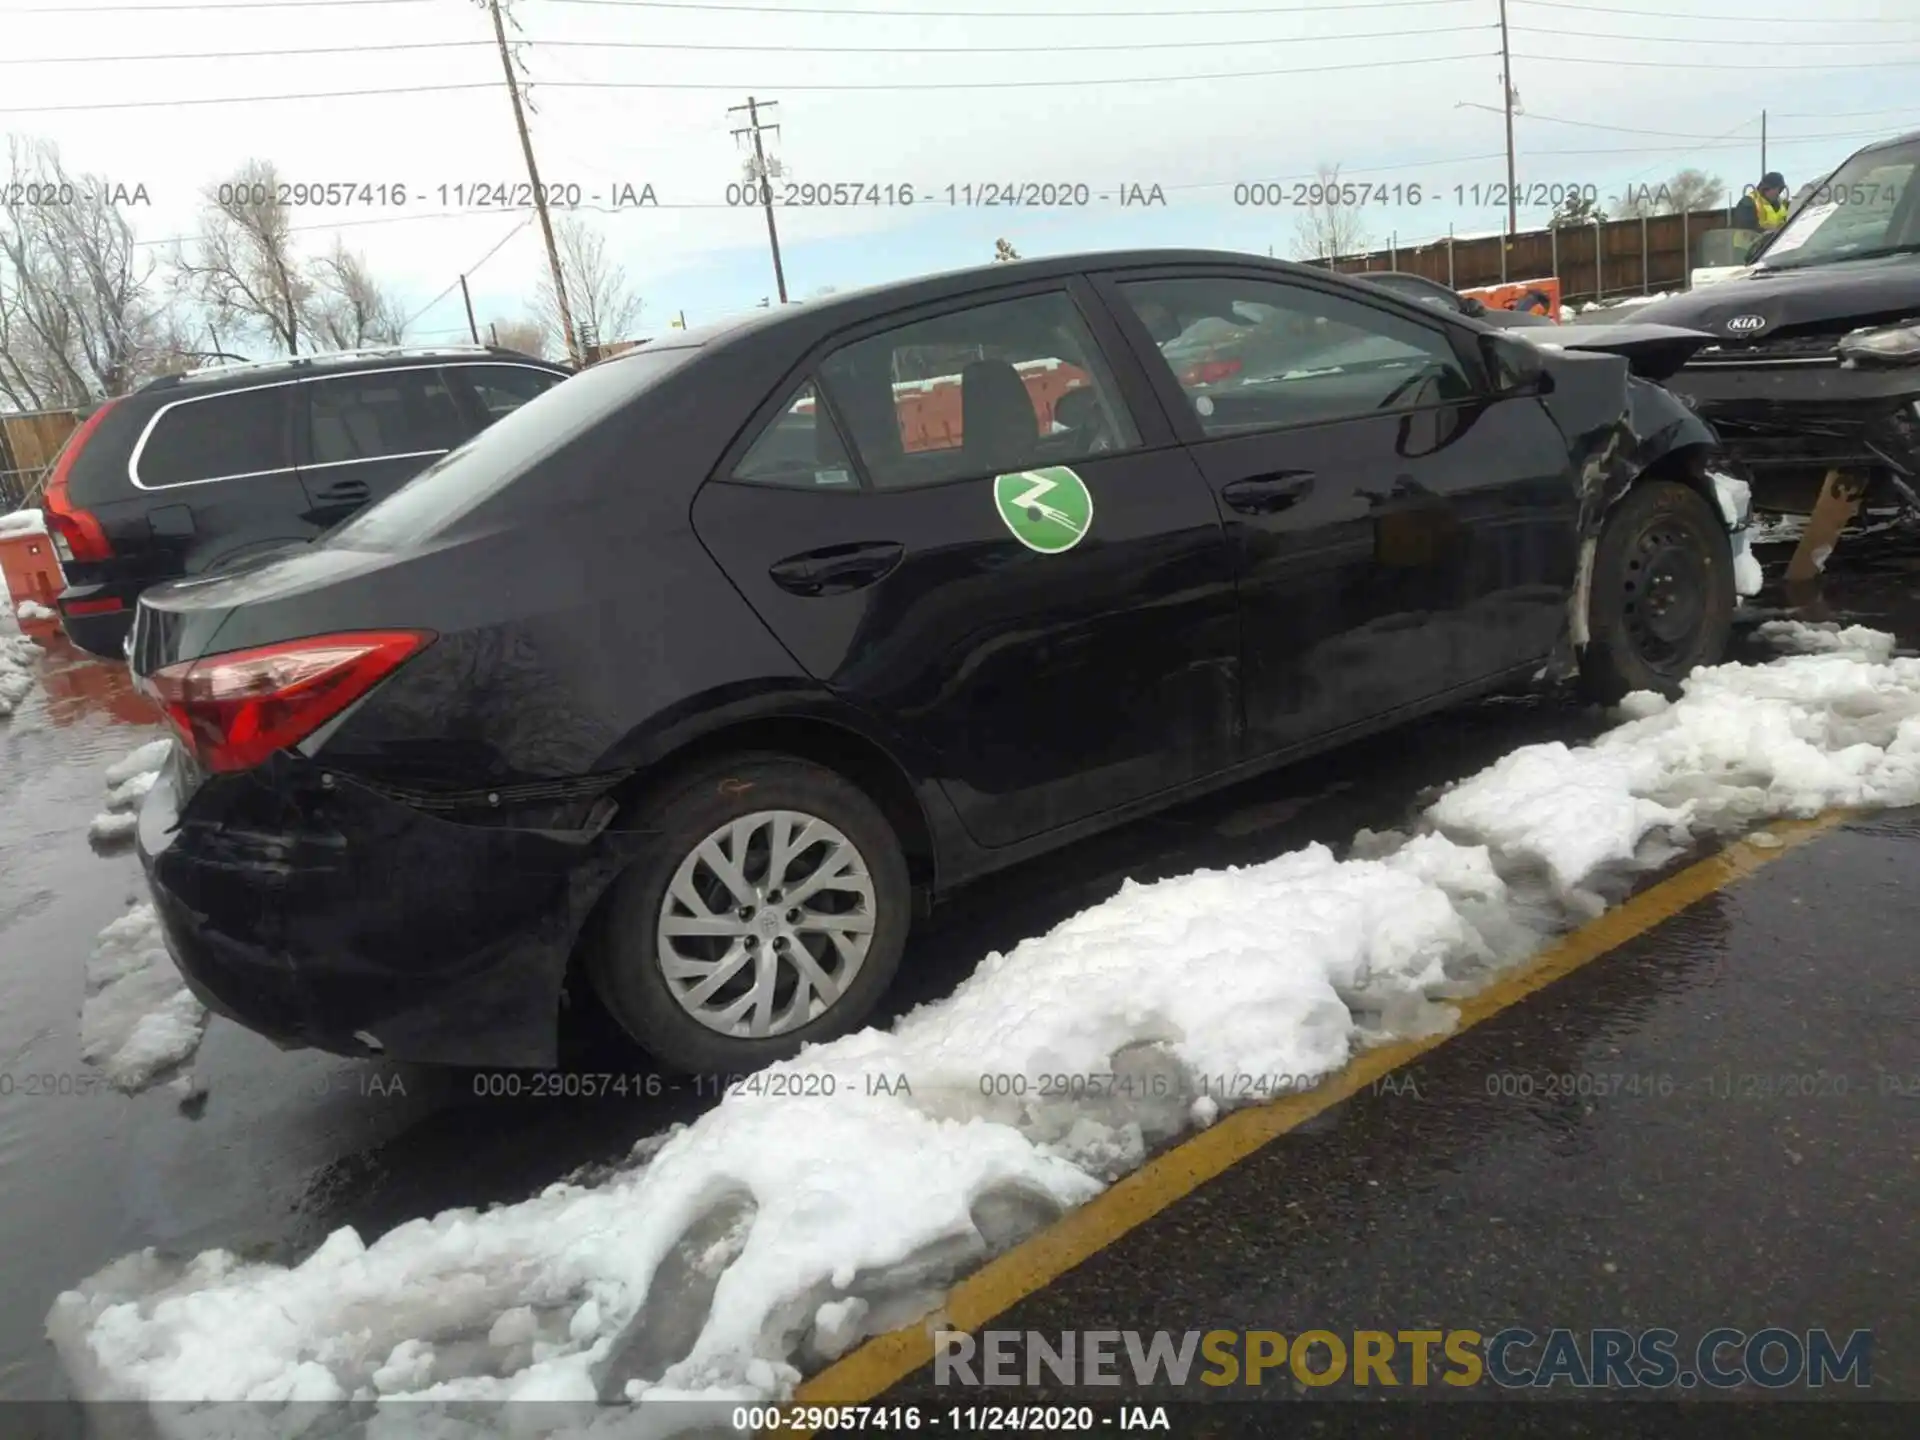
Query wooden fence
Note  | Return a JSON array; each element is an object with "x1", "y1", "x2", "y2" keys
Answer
[
  {"x1": 1315, "y1": 207, "x2": 1753, "y2": 304},
  {"x1": 0, "y1": 407, "x2": 82, "y2": 510}
]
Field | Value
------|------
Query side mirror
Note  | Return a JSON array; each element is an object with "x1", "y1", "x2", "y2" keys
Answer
[
  {"x1": 1459, "y1": 295, "x2": 1488, "y2": 317},
  {"x1": 1480, "y1": 331, "x2": 1548, "y2": 395}
]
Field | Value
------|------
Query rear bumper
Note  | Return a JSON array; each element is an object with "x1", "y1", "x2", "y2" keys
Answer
[
  {"x1": 137, "y1": 752, "x2": 624, "y2": 1068},
  {"x1": 1663, "y1": 362, "x2": 1920, "y2": 508},
  {"x1": 55, "y1": 582, "x2": 137, "y2": 659}
]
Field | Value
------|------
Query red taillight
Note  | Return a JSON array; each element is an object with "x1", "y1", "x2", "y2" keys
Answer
[
  {"x1": 148, "y1": 630, "x2": 432, "y2": 773},
  {"x1": 1181, "y1": 358, "x2": 1243, "y2": 386},
  {"x1": 42, "y1": 399, "x2": 121, "y2": 564}
]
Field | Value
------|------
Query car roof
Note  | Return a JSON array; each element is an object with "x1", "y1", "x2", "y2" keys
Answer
[
  {"x1": 136, "y1": 344, "x2": 568, "y2": 396},
  {"x1": 619, "y1": 249, "x2": 1345, "y2": 360}
]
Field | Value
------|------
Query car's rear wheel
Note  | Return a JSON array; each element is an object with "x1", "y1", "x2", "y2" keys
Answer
[
  {"x1": 587, "y1": 754, "x2": 910, "y2": 1075},
  {"x1": 1581, "y1": 478, "x2": 1734, "y2": 704}
]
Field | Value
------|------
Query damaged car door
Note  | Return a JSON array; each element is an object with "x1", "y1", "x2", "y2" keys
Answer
[{"x1": 1095, "y1": 267, "x2": 1581, "y2": 757}]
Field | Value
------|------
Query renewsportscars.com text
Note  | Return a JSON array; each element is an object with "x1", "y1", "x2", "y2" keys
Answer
[{"x1": 934, "y1": 1327, "x2": 1873, "y2": 1390}]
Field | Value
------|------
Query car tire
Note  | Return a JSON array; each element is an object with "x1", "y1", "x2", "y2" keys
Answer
[
  {"x1": 1580, "y1": 478, "x2": 1734, "y2": 705},
  {"x1": 586, "y1": 753, "x2": 910, "y2": 1075}
]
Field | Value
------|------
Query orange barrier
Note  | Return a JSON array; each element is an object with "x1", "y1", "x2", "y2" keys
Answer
[
  {"x1": 1461, "y1": 276, "x2": 1562, "y2": 319},
  {"x1": 1, "y1": 521, "x2": 65, "y2": 635}
]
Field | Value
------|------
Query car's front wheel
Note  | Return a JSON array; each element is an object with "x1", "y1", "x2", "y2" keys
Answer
[
  {"x1": 1581, "y1": 478, "x2": 1735, "y2": 704},
  {"x1": 587, "y1": 754, "x2": 910, "y2": 1075}
]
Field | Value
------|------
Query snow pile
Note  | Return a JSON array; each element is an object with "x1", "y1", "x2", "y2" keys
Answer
[
  {"x1": 1756, "y1": 619, "x2": 1898, "y2": 663},
  {"x1": 107, "y1": 737, "x2": 173, "y2": 788},
  {"x1": 1, "y1": 633, "x2": 39, "y2": 717},
  {"x1": 87, "y1": 739, "x2": 170, "y2": 850},
  {"x1": 0, "y1": 506, "x2": 47, "y2": 537},
  {"x1": 77, "y1": 902, "x2": 208, "y2": 1093},
  {"x1": 17, "y1": 598, "x2": 56, "y2": 622},
  {"x1": 47, "y1": 637, "x2": 1920, "y2": 1426}
]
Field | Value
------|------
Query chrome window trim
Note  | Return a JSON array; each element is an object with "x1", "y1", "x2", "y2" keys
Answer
[{"x1": 126, "y1": 361, "x2": 562, "y2": 491}]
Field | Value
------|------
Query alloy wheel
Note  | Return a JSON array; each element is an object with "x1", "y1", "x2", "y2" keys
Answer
[{"x1": 654, "y1": 809, "x2": 878, "y2": 1039}]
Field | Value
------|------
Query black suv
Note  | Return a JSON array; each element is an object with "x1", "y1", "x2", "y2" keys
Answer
[
  {"x1": 40, "y1": 345, "x2": 572, "y2": 657},
  {"x1": 1633, "y1": 129, "x2": 1920, "y2": 518}
]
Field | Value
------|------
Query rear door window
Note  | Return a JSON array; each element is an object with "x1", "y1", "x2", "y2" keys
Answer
[
  {"x1": 301, "y1": 369, "x2": 468, "y2": 467},
  {"x1": 730, "y1": 381, "x2": 858, "y2": 489},
  {"x1": 815, "y1": 289, "x2": 1141, "y2": 491},
  {"x1": 460, "y1": 364, "x2": 565, "y2": 422},
  {"x1": 135, "y1": 385, "x2": 292, "y2": 488}
]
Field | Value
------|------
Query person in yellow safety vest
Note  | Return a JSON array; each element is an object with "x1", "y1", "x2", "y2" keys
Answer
[{"x1": 1732, "y1": 171, "x2": 1790, "y2": 232}]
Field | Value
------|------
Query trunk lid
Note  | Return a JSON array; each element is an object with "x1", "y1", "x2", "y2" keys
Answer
[{"x1": 128, "y1": 543, "x2": 398, "y2": 677}]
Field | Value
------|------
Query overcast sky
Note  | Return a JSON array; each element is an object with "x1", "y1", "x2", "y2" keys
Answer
[{"x1": 5, "y1": 0, "x2": 1919, "y2": 348}]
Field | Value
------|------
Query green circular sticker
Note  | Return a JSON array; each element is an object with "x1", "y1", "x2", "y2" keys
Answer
[{"x1": 992, "y1": 466, "x2": 1094, "y2": 554}]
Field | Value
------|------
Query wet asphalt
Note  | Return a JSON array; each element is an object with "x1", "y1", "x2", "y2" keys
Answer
[{"x1": 1, "y1": 532, "x2": 1917, "y2": 1419}]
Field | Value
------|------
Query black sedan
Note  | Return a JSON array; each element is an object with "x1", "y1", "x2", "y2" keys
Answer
[{"x1": 128, "y1": 248, "x2": 1744, "y2": 1075}]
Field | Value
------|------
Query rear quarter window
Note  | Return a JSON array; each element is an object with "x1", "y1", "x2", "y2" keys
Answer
[
  {"x1": 134, "y1": 385, "x2": 292, "y2": 488},
  {"x1": 325, "y1": 346, "x2": 701, "y2": 550}
]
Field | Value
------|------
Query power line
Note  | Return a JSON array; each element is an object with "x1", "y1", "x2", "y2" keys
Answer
[
  {"x1": 1513, "y1": 51, "x2": 1920, "y2": 70},
  {"x1": 537, "y1": 25, "x2": 1494, "y2": 52},
  {"x1": 0, "y1": 0, "x2": 432, "y2": 10},
  {"x1": 0, "y1": 83, "x2": 496, "y2": 115},
  {"x1": 1, "y1": 26, "x2": 1498, "y2": 63},
  {"x1": 549, "y1": 0, "x2": 1476, "y2": 12},
  {"x1": 1513, "y1": 0, "x2": 1920, "y2": 21},
  {"x1": 1, "y1": 41, "x2": 491, "y2": 65},
  {"x1": 1514, "y1": 23, "x2": 1920, "y2": 46},
  {"x1": 0, "y1": 53, "x2": 1494, "y2": 111},
  {"x1": 403, "y1": 218, "x2": 533, "y2": 330}
]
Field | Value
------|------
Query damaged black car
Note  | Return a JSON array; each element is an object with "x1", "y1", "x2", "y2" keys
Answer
[
  {"x1": 125, "y1": 249, "x2": 1754, "y2": 1075},
  {"x1": 1634, "y1": 128, "x2": 1920, "y2": 553}
]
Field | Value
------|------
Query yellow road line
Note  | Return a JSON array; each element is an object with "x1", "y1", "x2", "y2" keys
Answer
[{"x1": 797, "y1": 811, "x2": 1848, "y2": 1410}]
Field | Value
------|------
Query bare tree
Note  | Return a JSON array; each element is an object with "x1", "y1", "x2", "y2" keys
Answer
[
  {"x1": 0, "y1": 136, "x2": 175, "y2": 408},
  {"x1": 1290, "y1": 162, "x2": 1372, "y2": 263},
  {"x1": 1550, "y1": 191, "x2": 1607, "y2": 227},
  {"x1": 305, "y1": 241, "x2": 407, "y2": 350},
  {"x1": 534, "y1": 217, "x2": 640, "y2": 357},
  {"x1": 488, "y1": 316, "x2": 549, "y2": 357},
  {"x1": 992, "y1": 238, "x2": 1020, "y2": 262},
  {"x1": 174, "y1": 160, "x2": 310, "y2": 356},
  {"x1": 1618, "y1": 168, "x2": 1725, "y2": 218}
]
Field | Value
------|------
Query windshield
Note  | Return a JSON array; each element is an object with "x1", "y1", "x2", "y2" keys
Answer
[
  {"x1": 1756, "y1": 140, "x2": 1920, "y2": 269},
  {"x1": 325, "y1": 346, "x2": 699, "y2": 550}
]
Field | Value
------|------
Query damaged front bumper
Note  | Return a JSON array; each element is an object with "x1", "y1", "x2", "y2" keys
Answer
[
  {"x1": 1662, "y1": 350, "x2": 1920, "y2": 515},
  {"x1": 137, "y1": 749, "x2": 636, "y2": 1068}
]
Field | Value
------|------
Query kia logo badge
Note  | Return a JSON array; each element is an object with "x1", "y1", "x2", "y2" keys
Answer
[{"x1": 1725, "y1": 314, "x2": 1768, "y2": 334}]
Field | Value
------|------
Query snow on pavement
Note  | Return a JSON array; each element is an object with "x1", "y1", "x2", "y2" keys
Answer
[
  {"x1": 46, "y1": 632, "x2": 1920, "y2": 1430},
  {"x1": 86, "y1": 739, "x2": 170, "y2": 850},
  {"x1": 77, "y1": 901, "x2": 208, "y2": 1094},
  {"x1": 1, "y1": 633, "x2": 40, "y2": 717}
]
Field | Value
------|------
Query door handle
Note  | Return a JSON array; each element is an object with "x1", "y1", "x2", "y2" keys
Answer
[
  {"x1": 313, "y1": 480, "x2": 371, "y2": 501},
  {"x1": 1219, "y1": 470, "x2": 1315, "y2": 515},
  {"x1": 768, "y1": 541, "x2": 905, "y2": 597}
]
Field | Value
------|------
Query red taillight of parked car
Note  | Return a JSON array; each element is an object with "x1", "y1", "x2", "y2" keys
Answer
[
  {"x1": 41, "y1": 398, "x2": 121, "y2": 564},
  {"x1": 148, "y1": 631, "x2": 433, "y2": 773},
  {"x1": 1181, "y1": 358, "x2": 1243, "y2": 386}
]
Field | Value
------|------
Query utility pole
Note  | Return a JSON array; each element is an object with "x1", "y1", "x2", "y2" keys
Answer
[
  {"x1": 730, "y1": 96, "x2": 789, "y2": 304},
  {"x1": 458, "y1": 274, "x2": 480, "y2": 344},
  {"x1": 1498, "y1": 0, "x2": 1517, "y2": 243},
  {"x1": 483, "y1": 0, "x2": 579, "y2": 366},
  {"x1": 1761, "y1": 109, "x2": 1768, "y2": 179}
]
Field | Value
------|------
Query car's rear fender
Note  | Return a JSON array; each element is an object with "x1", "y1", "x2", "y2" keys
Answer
[{"x1": 594, "y1": 694, "x2": 944, "y2": 908}]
